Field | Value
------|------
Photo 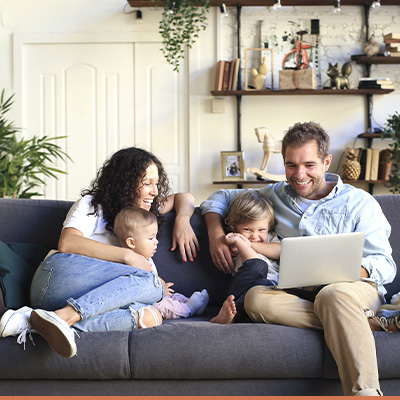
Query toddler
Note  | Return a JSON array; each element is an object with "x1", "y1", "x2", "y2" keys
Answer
[
  {"x1": 211, "y1": 190, "x2": 280, "y2": 324},
  {"x1": 114, "y1": 206, "x2": 209, "y2": 320}
]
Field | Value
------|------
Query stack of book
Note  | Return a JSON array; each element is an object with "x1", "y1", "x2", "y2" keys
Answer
[
  {"x1": 384, "y1": 33, "x2": 400, "y2": 57},
  {"x1": 214, "y1": 59, "x2": 240, "y2": 91},
  {"x1": 358, "y1": 77, "x2": 394, "y2": 90},
  {"x1": 339, "y1": 147, "x2": 392, "y2": 182}
]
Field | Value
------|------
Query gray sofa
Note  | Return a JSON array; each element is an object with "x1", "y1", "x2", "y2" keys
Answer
[{"x1": 0, "y1": 195, "x2": 400, "y2": 396}]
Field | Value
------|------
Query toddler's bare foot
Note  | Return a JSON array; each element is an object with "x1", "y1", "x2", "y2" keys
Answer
[
  {"x1": 210, "y1": 295, "x2": 237, "y2": 324},
  {"x1": 368, "y1": 317, "x2": 384, "y2": 331}
]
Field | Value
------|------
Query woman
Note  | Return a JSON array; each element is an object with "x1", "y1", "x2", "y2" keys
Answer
[{"x1": 1, "y1": 147, "x2": 199, "y2": 358}]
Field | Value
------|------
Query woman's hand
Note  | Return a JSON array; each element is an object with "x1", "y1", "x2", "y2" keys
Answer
[
  {"x1": 171, "y1": 215, "x2": 200, "y2": 262},
  {"x1": 163, "y1": 192, "x2": 200, "y2": 263},
  {"x1": 59, "y1": 227, "x2": 152, "y2": 270},
  {"x1": 123, "y1": 249, "x2": 153, "y2": 271}
]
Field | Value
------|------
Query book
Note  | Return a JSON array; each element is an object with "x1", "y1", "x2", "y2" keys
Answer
[
  {"x1": 227, "y1": 60, "x2": 235, "y2": 91},
  {"x1": 359, "y1": 77, "x2": 392, "y2": 84},
  {"x1": 387, "y1": 51, "x2": 400, "y2": 57},
  {"x1": 214, "y1": 60, "x2": 226, "y2": 91},
  {"x1": 359, "y1": 148, "x2": 366, "y2": 180},
  {"x1": 386, "y1": 43, "x2": 400, "y2": 50},
  {"x1": 364, "y1": 148, "x2": 372, "y2": 181},
  {"x1": 370, "y1": 148, "x2": 381, "y2": 181},
  {"x1": 222, "y1": 61, "x2": 230, "y2": 91},
  {"x1": 384, "y1": 38, "x2": 400, "y2": 44},
  {"x1": 358, "y1": 82, "x2": 394, "y2": 90},
  {"x1": 384, "y1": 33, "x2": 400, "y2": 41},
  {"x1": 231, "y1": 58, "x2": 240, "y2": 91},
  {"x1": 378, "y1": 149, "x2": 392, "y2": 181}
]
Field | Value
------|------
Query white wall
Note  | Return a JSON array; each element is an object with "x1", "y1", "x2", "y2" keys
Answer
[{"x1": 1, "y1": 1, "x2": 399, "y2": 204}]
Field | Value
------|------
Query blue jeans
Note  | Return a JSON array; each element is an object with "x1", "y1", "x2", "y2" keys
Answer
[
  {"x1": 30, "y1": 253, "x2": 163, "y2": 332},
  {"x1": 228, "y1": 258, "x2": 274, "y2": 322}
]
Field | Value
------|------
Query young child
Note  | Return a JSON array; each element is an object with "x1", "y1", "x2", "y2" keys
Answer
[
  {"x1": 114, "y1": 206, "x2": 209, "y2": 320},
  {"x1": 211, "y1": 190, "x2": 281, "y2": 324}
]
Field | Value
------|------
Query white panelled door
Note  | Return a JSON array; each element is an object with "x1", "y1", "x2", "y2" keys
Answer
[
  {"x1": 17, "y1": 36, "x2": 188, "y2": 200},
  {"x1": 134, "y1": 43, "x2": 187, "y2": 194}
]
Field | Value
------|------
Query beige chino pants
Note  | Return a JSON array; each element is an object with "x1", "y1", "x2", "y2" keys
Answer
[{"x1": 244, "y1": 281, "x2": 384, "y2": 396}]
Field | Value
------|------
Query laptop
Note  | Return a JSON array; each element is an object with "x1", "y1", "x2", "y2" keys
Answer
[{"x1": 276, "y1": 232, "x2": 365, "y2": 289}]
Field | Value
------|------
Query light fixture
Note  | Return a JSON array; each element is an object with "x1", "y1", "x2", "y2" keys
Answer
[
  {"x1": 135, "y1": 10, "x2": 143, "y2": 22},
  {"x1": 168, "y1": 1, "x2": 176, "y2": 14},
  {"x1": 372, "y1": 0, "x2": 381, "y2": 8},
  {"x1": 272, "y1": 0, "x2": 282, "y2": 10},
  {"x1": 219, "y1": 3, "x2": 228, "y2": 18},
  {"x1": 333, "y1": 0, "x2": 341, "y2": 13},
  {"x1": 123, "y1": 3, "x2": 143, "y2": 21}
]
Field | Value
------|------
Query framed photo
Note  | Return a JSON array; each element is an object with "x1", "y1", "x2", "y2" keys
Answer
[{"x1": 221, "y1": 151, "x2": 245, "y2": 181}]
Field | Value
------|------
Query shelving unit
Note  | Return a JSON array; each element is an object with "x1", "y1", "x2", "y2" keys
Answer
[
  {"x1": 211, "y1": 89, "x2": 394, "y2": 96},
  {"x1": 209, "y1": 1, "x2": 398, "y2": 192}
]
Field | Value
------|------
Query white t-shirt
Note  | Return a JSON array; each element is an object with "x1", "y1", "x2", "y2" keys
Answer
[
  {"x1": 233, "y1": 230, "x2": 280, "y2": 286},
  {"x1": 63, "y1": 195, "x2": 120, "y2": 247}
]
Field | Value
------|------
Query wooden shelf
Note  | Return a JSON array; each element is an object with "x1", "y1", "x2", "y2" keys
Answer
[
  {"x1": 351, "y1": 55, "x2": 400, "y2": 65},
  {"x1": 211, "y1": 89, "x2": 395, "y2": 96},
  {"x1": 128, "y1": 0, "x2": 400, "y2": 7},
  {"x1": 357, "y1": 133, "x2": 391, "y2": 139}
]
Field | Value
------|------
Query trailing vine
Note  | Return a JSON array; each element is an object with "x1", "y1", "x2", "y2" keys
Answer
[{"x1": 158, "y1": 0, "x2": 210, "y2": 72}]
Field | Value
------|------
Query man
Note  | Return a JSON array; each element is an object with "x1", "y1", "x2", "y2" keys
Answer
[{"x1": 200, "y1": 121, "x2": 396, "y2": 396}]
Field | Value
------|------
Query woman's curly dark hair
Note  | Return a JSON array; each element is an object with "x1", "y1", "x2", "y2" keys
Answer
[{"x1": 81, "y1": 147, "x2": 170, "y2": 231}]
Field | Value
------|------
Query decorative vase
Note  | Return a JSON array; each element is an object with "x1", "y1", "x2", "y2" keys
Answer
[{"x1": 342, "y1": 149, "x2": 361, "y2": 181}]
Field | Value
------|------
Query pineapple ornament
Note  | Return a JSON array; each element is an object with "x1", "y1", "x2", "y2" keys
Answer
[{"x1": 342, "y1": 149, "x2": 361, "y2": 181}]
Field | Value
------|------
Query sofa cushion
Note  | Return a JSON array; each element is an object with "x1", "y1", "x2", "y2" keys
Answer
[
  {"x1": 129, "y1": 319, "x2": 326, "y2": 379},
  {"x1": 0, "y1": 331, "x2": 131, "y2": 379},
  {"x1": 154, "y1": 208, "x2": 231, "y2": 307},
  {"x1": 0, "y1": 241, "x2": 50, "y2": 308}
]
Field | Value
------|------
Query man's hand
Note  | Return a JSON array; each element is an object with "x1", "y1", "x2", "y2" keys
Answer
[
  {"x1": 204, "y1": 212, "x2": 235, "y2": 274},
  {"x1": 209, "y1": 233, "x2": 235, "y2": 274},
  {"x1": 360, "y1": 266, "x2": 370, "y2": 278}
]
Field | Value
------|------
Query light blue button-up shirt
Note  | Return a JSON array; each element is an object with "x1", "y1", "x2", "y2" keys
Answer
[{"x1": 200, "y1": 173, "x2": 396, "y2": 295}]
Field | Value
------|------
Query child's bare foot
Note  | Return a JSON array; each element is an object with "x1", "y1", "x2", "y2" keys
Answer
[{"x1": 210, "y1": 295, "x2": 237, "y2": 324}]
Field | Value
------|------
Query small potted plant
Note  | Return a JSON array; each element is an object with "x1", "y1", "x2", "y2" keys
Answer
[
  {"x1": 0, "y1": 90, "x2": 71, "y2": 198},
  {"x1": 383, "y1": 111, "x2": 400, "y2": 194}
]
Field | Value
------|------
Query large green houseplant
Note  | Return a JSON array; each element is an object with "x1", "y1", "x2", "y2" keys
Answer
[
  {"x1": 383, "y1": 111, "x2": 400, "y2": 194},
  {"x1": 158, "y1": 0, "x2": 210, "y2": 72},
  {"x1": 0, "y1": 90, "x2": 71, "y2": 198}
]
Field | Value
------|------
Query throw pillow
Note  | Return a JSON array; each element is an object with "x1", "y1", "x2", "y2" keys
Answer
[{"x1": 0, "y1": 241, "x2": 50, "y2": 309}]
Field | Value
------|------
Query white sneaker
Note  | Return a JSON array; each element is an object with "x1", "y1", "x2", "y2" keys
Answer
[
  {"x1": 30, "y1": 309, "x2": 78, "y2": 358},
  {"x1": 0, "y1": 306, "x2": 33, "y2": 338}
]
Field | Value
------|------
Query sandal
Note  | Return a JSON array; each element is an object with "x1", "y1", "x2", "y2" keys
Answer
[{"x1": 137, "y1": 306, "x2": 162, "y2": 329}]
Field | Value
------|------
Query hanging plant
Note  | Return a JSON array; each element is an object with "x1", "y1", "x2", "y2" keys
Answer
[
  {"x1": 383, "y1": 111, "x2": 400, "y2": 194},
  {"x1": 158, "y1": 0, "x2": 210, "y2": 72}
]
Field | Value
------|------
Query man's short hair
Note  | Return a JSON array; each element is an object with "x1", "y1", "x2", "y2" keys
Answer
[{"x1": 281, "y1": 121, "x2": 330, "y2": 161}]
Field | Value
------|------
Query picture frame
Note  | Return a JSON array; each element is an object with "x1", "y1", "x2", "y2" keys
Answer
[
  {"x1": 221, "y1": 151, "x2": 245, "y2": 181},
  {"x1": 244, "y1": 48, "x2": 274, "y2": 91}
]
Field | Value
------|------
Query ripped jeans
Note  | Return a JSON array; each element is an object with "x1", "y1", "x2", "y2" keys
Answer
[{"x1": 30, "y1": 252, "x2": 163, "y2": 332}]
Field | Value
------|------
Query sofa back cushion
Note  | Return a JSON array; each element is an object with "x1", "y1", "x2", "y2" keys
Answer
[
  {"x1": 375, "y1": 195, "x2": 400, "y2": 300},
  {"x1": 153, "y1": 208, "x2": 231, "y2": 307}
]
